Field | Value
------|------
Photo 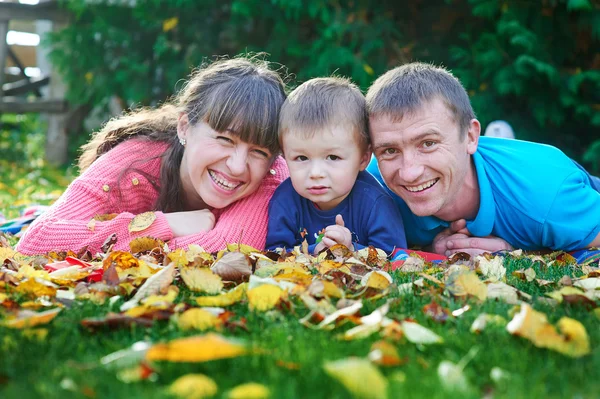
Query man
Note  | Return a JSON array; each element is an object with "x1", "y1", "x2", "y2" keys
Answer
[{"x1": 366, "y1": 62, "x2": 600, "y2": 256}]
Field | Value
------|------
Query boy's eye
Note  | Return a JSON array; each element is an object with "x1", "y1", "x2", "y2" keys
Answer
[
  {"x1": 327, "y1": 155, "x2": 340, "y2": 161},
  {"x1": 295, "y1": 155, "x2": 308, "y2": 161}
]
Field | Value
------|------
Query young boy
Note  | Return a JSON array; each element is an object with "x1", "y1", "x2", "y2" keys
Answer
[{"x1": 266, "y1": 77, "x2": 407, "y2": 255}]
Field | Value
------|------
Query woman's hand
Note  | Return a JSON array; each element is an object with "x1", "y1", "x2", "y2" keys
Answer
[
  {"x1": 313, "y1": 215, "x2": 354, "y2": 254},
  {"x1": 164, "y1": 209, "x2": 216, "y2": 238}
]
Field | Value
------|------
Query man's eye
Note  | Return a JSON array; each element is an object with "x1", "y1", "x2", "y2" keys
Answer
[
  {"x1": 327, "y1": 155, "x2": 340, "y2": 161},
  {"x1": 384, "y1": 148, "x2": 397, "y2": 155},
  {"x1": 423, "y1": 141, "x2": 436, "y2": 148}
]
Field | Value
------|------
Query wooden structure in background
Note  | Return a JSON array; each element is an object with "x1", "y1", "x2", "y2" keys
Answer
[{"x1": 0, "y1": 0, "x2": 71, "y2": 164}]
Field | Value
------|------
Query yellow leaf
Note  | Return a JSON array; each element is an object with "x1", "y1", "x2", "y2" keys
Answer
[
  {"x1": 146, "y1": 333, "x2": 247, "y2": 362},
  {"x1": 129, "y1": 236, "x2": 164, "y2": 254},
  {"x1": 2, "y1": 308, "x2": 61, "y2": 329},
  {"x1": 446, "y1": 271, "x2": 487, "y2": 301},
  {"x1": 15, "y1": 278, "x2": 57, "y2": 298},
  {"x1": 0, "y1": 247, "x2": 17, "y2": 262},
  {"x1": 181, "y1": 267, "x2": 223, "y2": 294},
  {"x1": 227, "y1": 243, "x2": 261, "y2": 255},
  {"x1": 16, "y1": 264, "x2": 50, "y2": 280},
  {"x1": 21, "y1": 328, "x2": 49, "y2": 341},
  {"x1": 401, "y1": 320, "x2": 443, "y2": 344},
  {"x1": 361, "y1": 271, "x2": 392, "y2": 290},
  {"x1": 227, "y1": 382, "x2": 270, "y2": 399},
  {"x1": 178, "y1": 308, "x2": 220, "y2": 331},
  {"x1": 247, "y1": 284, "x2": 283, "y2": 312},
  {"x1": 363, "y1": 64, "x2": 374, "y2": 75},
  {"x1": 103, "y1": 251, "x2": 139, "y2": 270},
  {"x1": 168, "y1": 249, "x2": 188, "y2": 268},
  {"x1": 323, "y1": 357, "x2": 387, "y2": 399},
  {"x1": 476, "y1": 256, "x2": 506, "y2": 281},
  {"x1": 168, "y1": 374, "x2": 217, "y2": 399},
  {"x1": 368, "y1": 340, "x2": 404, "y2": 367},
  {"x1": 162, "y1": 17, "x2": 179, "y2": 33},
  {"x1": 128, "y1": 212, "x2": 157, "y2": 233},
  {"x1": 196, "y1": 283, "x2": 247, "y2": 307}
]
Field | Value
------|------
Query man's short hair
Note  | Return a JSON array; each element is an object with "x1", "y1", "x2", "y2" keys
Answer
[
  {"x1": 279, "y1": 77, "x2": 369, "y2": 150},
  {"x1": 366, "y1": 62, "x2": 475, "y2": 138}
]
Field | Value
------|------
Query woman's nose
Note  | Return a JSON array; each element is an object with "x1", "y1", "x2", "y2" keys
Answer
[{"x1": 226, "y1": 149, "x2": 248, "y2": 175}]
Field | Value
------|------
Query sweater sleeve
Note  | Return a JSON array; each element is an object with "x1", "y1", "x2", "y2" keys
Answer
[
  {"x1": 365, "y1": 194, "x2": 408, "y2": 255},
  {"x1": 169, "y1": 157, "x2": 289, "y2": 252},
  {"x1": 265, "y1": 191, "x2": 301, "y2": 251},
  {"x1": 17, "y1": 141, "x2": 173, "y2": 255}
]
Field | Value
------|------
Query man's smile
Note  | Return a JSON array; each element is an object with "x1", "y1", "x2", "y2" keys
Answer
[{"x1": 404, "y1": 178, "x2": 439, "y2": 193}]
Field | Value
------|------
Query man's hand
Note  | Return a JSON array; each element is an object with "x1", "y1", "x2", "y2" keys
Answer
[
  {"x1": 432, "y1": 219, "x2": 513, "y2": 257},
  {"x1": 313, "y1": 215, "x2": 354, "y2": 254},
  {"x1": 164, "y1": 209, "x2": 216, "y2": 237}
]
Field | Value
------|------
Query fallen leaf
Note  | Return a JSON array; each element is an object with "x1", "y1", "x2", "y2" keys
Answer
[
  {"x1": 401, "y1": 320, "x2": 443, "y2": 344},
  {"x1": 422, "y1": 301, "x2": 451, "y2": 323},
  {"x1": 470, "y1": 313, "x2": 506, "y2": 333},
  {"x1": 168, "y1": 374, "x2": 218, "y2": 399},
  {"x1": 247, "y1": 284, "x2": 284, "y2": 312},
  {"x1": 2, "y1": 308, "x2": 61, "y2": 329},
  {"x1": 211, "y1": 252, "x2": 252, "y2": 282},
  {"x1": 177, "y1": 308, "x2": 220, "y2": 331},
  {"x1": 196, "y1": 283, "x2": 247, "y2": 307},
  {"x1": 227, "y1": 382, "x2": 270, "y2": 399},
  {"x1": 128, "y1": 212, "x2": 157, "y2": 233},
  {"x1": 226, "y1": 243, "x2": 261, "y2": 255},
  {"x1": 121, "y1": 264, "x2": 175, "y2": 311},
  {"x1": 446, "y1": 270, "x2": 487, "y2": 301},
  {"x1": 368, "y1": 340, "x2": 406, "y2": 367},
  {"x1": 361, "y1": 271, "x2": 393, "y2": 290},
  {"x1": 180, "y1": 267, "x2": 223, "y2": 294},
  {"x1": 476, "y1": 256, "x2": 506, "y2": 281},
  {"x1": 323, "y1": 357, "x2": 387, "y2": 399},
  {"x1": 103, "y1": 251, "x2": 139, "y2": 270},
  {"x1": 129, "y1": 237, "x2": 164, "y2": 254},
  {"x1": 15, "y1": 278, "x2": 57, "y2": 298},
  {"x1": 146, "y1": 333, "x2": 247, "y2": 362}
]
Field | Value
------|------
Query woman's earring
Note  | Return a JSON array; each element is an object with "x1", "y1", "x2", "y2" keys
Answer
[{"x1": 179, "y1": 137, "x2": 186, "y2": 146}]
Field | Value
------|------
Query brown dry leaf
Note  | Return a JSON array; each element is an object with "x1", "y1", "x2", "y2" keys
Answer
[
  {"x1": 323, "y1": 357, "x2": 387, "y2": 399},
  {"x1": 103, "y1": 251, "x2": 139, "y2": 270},
  {"x1": 146, "y1": 333, "x2": 247, "y2": 363},
  {"x1": 129, "y1": 237, "x2": 164, "y2": 254},
  {"x1": 177, "y1": 308, "x2": 221, "y2": 331},
  {"x1": 181, "y1": 267, "x2": 223, "y2": 294},
  {"x1": 227, "y1": 382, "x2": 271, "y2": 399},
  {"x1": 2, "y1": 307, "x2": 61, "y2": 329},
  {"x1": 368, "y1": 340, "x2": 406, "y2": 367},
  {"x1": 168, "y1": 374, "x2": 218, "y2": 399},
  {"x1": 507, "y1": 304, "x2": 590, "y2": 358},
  {"x1": 211, "y1": 252, "x2": 252, "y2": 282},
  {"x1": 128, "y1": 212, "x2": 157, "y2": 233},
  {"x1": 196, "y1": 283, "x2": 247, "y2": 307},
  {"x1": 247, "y1": 284, "x2": 284, "y2": 312},
  {"x1": 446, "y1": 270, "x2": 487, "y2": 301},
  {"x1": 317, "y1": 260, "x2": 350, "y2": 275},
  {"x1": 422, "y1": 301, "x2": 451, "y2": 323}
]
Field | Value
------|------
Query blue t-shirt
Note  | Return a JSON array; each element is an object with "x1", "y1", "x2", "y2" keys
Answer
[
  {"x1": 266, "y1": 171, "x2": 407, "y2": 254},
  {"x1": 367, "y1": 137, "x2": 600, "y2": 251}
]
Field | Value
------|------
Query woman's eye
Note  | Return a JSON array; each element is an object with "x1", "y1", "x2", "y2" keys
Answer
[
  {"x1": 254, "y1": 149, "x2": 270, "y2": 158},
  {"x1": 327, "y1": 155, "x2": 340, "y2": 161},
  {"x1": 217, "y1": 136, "x2": 234, "y2": 144}
]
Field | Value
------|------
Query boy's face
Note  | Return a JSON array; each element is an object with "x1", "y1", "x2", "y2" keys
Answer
[{"x1": 282, "y1": 126, "x2": 371, "y2": 211}]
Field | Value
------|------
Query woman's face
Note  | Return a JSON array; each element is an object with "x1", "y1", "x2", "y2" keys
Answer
[{"x1": 178, "y1": 114, "x2": 274, "y2": 210}]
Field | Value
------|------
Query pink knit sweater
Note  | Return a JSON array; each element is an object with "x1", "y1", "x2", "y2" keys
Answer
[{"x1": 17, "y1": 139, "x2": 289, "y2": 255}]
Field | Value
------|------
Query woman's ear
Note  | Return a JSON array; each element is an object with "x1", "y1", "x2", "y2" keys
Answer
[{"x1": 177, "y1": 113, "x2": 190, "y2": 142}]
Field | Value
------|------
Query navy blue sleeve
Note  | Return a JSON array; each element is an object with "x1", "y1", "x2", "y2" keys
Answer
[
  {"x1": 265, "y1": 193, "x2": 300, "y2": 251},
  {"x1": 365, "y1": 194, "x2": 408, "y2": 255}
]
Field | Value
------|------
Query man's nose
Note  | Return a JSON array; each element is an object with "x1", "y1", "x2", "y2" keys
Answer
[
  {"x1": 397, "y1": 154, "x2": 424, "y2": 183},
  {"x1": 226, "y1": 148, "x2": 248, "y2": 176}
]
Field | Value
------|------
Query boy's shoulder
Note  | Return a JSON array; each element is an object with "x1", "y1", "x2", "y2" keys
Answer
[
  {"x1": 351, "y1": 171, "x2": 392, "y2": 200},
  {"x1": 271, "y1": 177, "x2": 300, "y2": 202}
]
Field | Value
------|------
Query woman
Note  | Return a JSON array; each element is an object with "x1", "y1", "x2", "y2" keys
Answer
[{"x1": 17, "y1": 57, "x2": 288, "y2": 254}]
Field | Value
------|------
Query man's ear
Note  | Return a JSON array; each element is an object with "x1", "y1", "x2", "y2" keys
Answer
[
  {"x1": 177, "y1": 113, "x2": 190, "y2": 141},
  {"x1": 466, "y1": 119, "x2": 481, "y2": 155},
  {"x1": 359, "y1": 145, "x2": 372, "y2": 171}
]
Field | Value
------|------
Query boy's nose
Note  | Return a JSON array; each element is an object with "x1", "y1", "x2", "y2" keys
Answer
[{"x1": 309, "y1": 162, "x2": 325, "y2": 179}]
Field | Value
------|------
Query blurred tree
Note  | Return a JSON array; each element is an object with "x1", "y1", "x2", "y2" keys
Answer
[{"x1": 46, "y1": 0, "x2": 600, "y2": 171}]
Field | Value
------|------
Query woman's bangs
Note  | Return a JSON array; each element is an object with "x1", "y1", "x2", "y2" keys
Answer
[{"x1": 205, "y1": 79, "x2": 281, "y2": 155}]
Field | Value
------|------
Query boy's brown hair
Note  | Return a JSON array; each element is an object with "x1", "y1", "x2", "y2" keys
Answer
[{"x1": 279, "y1": 77, "x2": 369, "y2": 150}]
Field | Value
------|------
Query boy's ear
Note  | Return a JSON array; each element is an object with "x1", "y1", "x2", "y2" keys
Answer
[{"x1": 359, "y1": 146, "x2": 372, "y2": 171}]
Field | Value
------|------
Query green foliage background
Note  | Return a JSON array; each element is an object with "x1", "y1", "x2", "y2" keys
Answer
[{"x1": 46, "y1": 0, "x2": 600, "y2": 171}]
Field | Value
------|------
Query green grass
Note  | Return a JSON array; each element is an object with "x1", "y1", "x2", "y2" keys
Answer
[{"x1": 1, "y1": 115, "x2": 599, "y2": 398}]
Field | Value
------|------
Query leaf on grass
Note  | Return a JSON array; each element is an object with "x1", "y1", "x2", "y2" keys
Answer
[
  {"x1": 177, "y1": 308, "x2": 220, "y2": 331},
  {"x1": 101, "y1": 341, "x2": 152, "y2": 370},
  {"x1": 422, "y1": 301, "x2": 451, "y2": 323},
  {"x1": 361, "y1": 271, "x2": 393, "y2": 290},
  {"x1": 211, "y1": 252, "x2": 253, "y2": 282},
  {"x1": 15, "y1": 278, "x2": 57, "y2": 298},
  {"x1": 247, "y1": 284, "x2": 284, "y2": 312},
  {"x1": 227, "y1": 382, "x2": 271, "y2": 399},
  {"x1": 512, "y1": 268, "x2": 536, "y2": 282},
  {"x1": 476, "y1": 255, "x2": 506, "y2": 281},
  {"x1": 323, "y1": 357, "x2": 387, "y2": 399},
  {"x1": 486, "y1": 282, "x2": 530, "y2": 305},
  {"x1": 196, "y1": 283, "x2": 247, "y2": 307},
  {"x1": 470, "y1": 313, "x2": 506, "y2": 333},
  {"x1": 546, "y1": 286, "x2": 597, "y2": 307},
  {"x1": 506, "y1": 304, "x2": 590, "y2": 357},
  {"x1": 368, "y1": 340, "x2": 406, "y2": 367},
  {"x1": 121, "y1": 264, "x2": 175, "y2": 311},
  {"x1": 128, "y1": 212, "x2": 157, "y2": 233},
  {"x1": 180, "y1": 267, "x2": 223, "y2": 294},
  {"x1": 401, "y1": 320, "x2": 443, "y2": 344},
  {"x1": 573, "y1": 277, "x2": 600, "y2": 291},
  {"x1": 168, "y1": 374, "x2": 218, "y2": 399},
  {"x1": 146, "y1": 333, "x2": 247, "y2": 363},
  {"x1": 445, "y1": 270, "x2": 487, "y2": 301},
  {"x1": 2, "y1": 307, "x2": 61, "y2": 329}
]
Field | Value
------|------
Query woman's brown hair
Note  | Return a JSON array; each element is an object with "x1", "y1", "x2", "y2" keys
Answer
[{"x1": 78, "y1": 56, "x2": 287, "y2": 212}]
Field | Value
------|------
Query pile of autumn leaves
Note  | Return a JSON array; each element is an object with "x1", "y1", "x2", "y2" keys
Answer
[{"x1": 0, "y1": 229, "x2": 599, "y2": 398}]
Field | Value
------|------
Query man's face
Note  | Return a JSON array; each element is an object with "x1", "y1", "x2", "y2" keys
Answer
[{"x1": 370, "y1": 98, "x2": 480, "y2": 220}]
